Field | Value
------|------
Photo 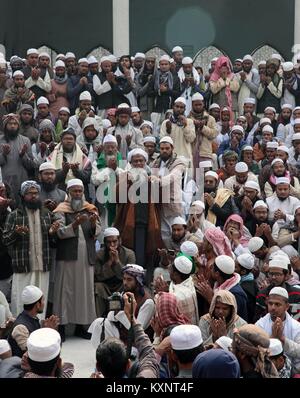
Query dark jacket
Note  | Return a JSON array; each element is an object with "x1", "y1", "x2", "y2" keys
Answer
[
  {"x1": 230, "y1": 284, "x2": 249, "y2": 321},
  {"x1": 240, "y1": 279, "x2": 258, "y2": 324},
  {"x1": 205, "y1": 196, "x2": 238, "y2": 229},
  {"x1": 147, "y1": 74, "x2": 181, "y2": 113},
  {"x1": 67, "y1": 74, "x2": 93, "y2": 114},
  {"x1": 93, "y1": 71, "x2": 114, "y2": 110},
  {"x1": 112, "y1": 76, "x2": 133, "y2": 107},
  {"x1": 0, "y1": 357, "x2": 24, "y2": 378}
]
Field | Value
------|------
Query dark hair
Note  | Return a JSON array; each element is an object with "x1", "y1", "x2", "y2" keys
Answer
[
  {"x1": 23, "y1": 297, "x2": 43, "y2": 311},
  {"x1": 171, "y1": 264, "x2": 190, "y2": 282},
  {"x1": 239, "y1": 265, "x2": 252, "y2": 275},
  {"x1": 96, "y1": 338, "x2": 128, "y2": 378},
  {"x1": 213, "y1": 264, "x2": 233, "y2": 280},
  {"x1": 28, "y1": 354, "x2": 60, "y2": 376},
  {"x1": 173, "y1": 344, "x2": 204, "y2": 364}
]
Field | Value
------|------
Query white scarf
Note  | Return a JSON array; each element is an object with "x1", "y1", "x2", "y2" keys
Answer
[
  {"x1": 178, "y1": 66, "x2": 200, "y2": 85},
  {"x1": 114, "y1": 67, "x2": 137, "y2": 106},
  {"x1": 256, "y1": 312, "x2": 297, "y2": 340}
]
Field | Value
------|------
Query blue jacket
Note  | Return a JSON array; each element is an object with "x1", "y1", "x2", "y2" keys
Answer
[
  {"x1": 230, "y1": 284, "x2": 249, "y2": 322},
  {"x1": 217, "y1": 139, "x2": 247, "y2": 156}
]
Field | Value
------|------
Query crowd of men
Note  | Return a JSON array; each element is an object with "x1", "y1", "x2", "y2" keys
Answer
[{"x1": 1, "y1": 45, "x2": 300, "y2": 379}]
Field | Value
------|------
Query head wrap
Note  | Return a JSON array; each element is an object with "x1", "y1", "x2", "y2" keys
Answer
[
  {"x1": 204, "y1": 228, "x2": 233, "y2": 257},
  {"x1": 122, "y1": 264, "x2": 145, "y2": 287},
  {"x1": 20, "y1": 180, "x2": 40, "y2": 197},
  {"x1": 156, "y1": 292, "x2": 190, "y2": 334},
  {"x1": 3, "y1": 113, "x2": 20, "y2": 129}
]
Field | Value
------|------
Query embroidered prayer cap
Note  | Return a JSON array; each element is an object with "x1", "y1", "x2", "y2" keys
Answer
[
  {"x1": 205, "y1": 171, "x2": 219, "y2": 180},
  {"x1": 253, "y1": 200, "x2": 268, "y2": 210},
  {"x1": 13, "y1": 70, "x2": 24, "y2": 78},
  {"x1": 88, "y1": 56, "x2": 98, "y2": 65},
  {"x1": 269, "y1": 287, "x2": 289, "y2": 300},
  {"x1": 244, "y1": 181, "x2": 260, "y2": 192},
  {"x1": 264, "y1": 106, "x2": 276, "y2": 114},
  {"x1": 174, "y1": 256, "x2": 193, "y2": 275},
  {"x1": 65, "y1": 52, "x2": 76, "y2": 59},
  {"x1": 131, "y1": 106, "x2": 140, "y2": 113},
  {"x1": 248, "y1": 237, "x2": 264, "y2": 253},
  {"x1": 172, "y1": 46, "x2": 183, "y2": 53},
  {"x1": 269, "y1": 339, "x2": 283, "y2": 357},
  {"x1": 237, "y1": 253, "x2": 255, "y2": 270},
  {"x1": 103, "y1": 134, "x2": 117, "y2": 145},
  {"x1": 170, "y1": 325, "x2": 203, "y2": 350},
  {"x1": 281, "y1": 103, "x2": 293, "y2": 110},
  {"x1": 235, "y1": 162, "x2": 248, "y2": 173},
  {"x1": 134, "y1": 52, "x2": 145, "y2": 59},
  {"x1": 59, "y1": 107, "x2": 70, "y2": 114},
  {"x1": 37, "y1": 96, "x2": 49, "y2": 106},
  {"x1": 171, "y1": 216, "x2": 187, "y2": 226},
  {"x1": 140, "y1": 121, "x2": 153, "y2": 130},
  {"x1": 27, "y1": 48, "x2": 39, "y2": 56},
  {"x1": 243, "y1": 97, "x2": 256, "y2": 105},
  {"x1": 180, "y1": 241, "x2": 198, "y2": 257},
  {"x1": 268, "y1": 257, "x2": 289, "y2": 270},
  {"x1": 277, "y1": 145, "x2": 289, "y2": 154},
  {"x1": 103, "y1": 227, "x2": 120, "y2": 237},
  {"x1": 128, "y1": 148, "x2": 148, "y2": 163},
  {"x1": 282, "y1": 62, "x2": 294, "y2": 72},
  {"x1": 38, "y1": 52, "x2": 50, "y2": 59},
  {"x1": 54, "y1": 60, "x2": 65, "y2": 68},
  {"x1": 79, "y1": 91, "x2": 92, "y2": 101},
  {"x1": 78, "y1": 58, "x2": 89, "y2": 64},
  {"x1": 82, "y1": 117, "x2": 99, "y2": 131},
  {"x1": 275, "y1": 177, "x2": 290, "y2": 185},
  {"x1": 182, "y1": 57, "x2": 193, "y2": 65},
  {"x1": 209, "y1": 103, "x2": 220, "y2": 110},
  {"x1": 27, "y1": 328, "x2": 61, "y2": 362},
  {"x1": 160, "y1": 136, "x2": 174, "y2": 146},
  {"x1": 292, "y1": 133, "x2": 300, "y2": 141},
  {"x1": 243, "y1": 54, "x2": 253, "y2": 62},
  {"x1": 159, "y1": 55, "x2": 170, "y2": 63},
  {"x1": 66, "y1": 179, "x2": 84, "y2": 190},
  {"x1": 259, "y1": 117, "x2": 272, "y2": 126},
  {"x1": 22, "y1": 285, "x2": 43, "y2": 305},
  {"x1": 266, "y1": 142, "x2": 278, "y2": 150},
  {"x1": 143, "y1": 136, "x2": 156, "y2": 144},
  {"x1": 271, "y1": 157, "x2": 284, "y2": 167},
  {"x1": 242, "y1": 145, "x2": 253, "y2": 151},
  {"x1": 262, "y1": 125, "x2": 274, "y2": 134},
  {"x1": 200, "y1": 160, "x2": 212, "y2": 168},
  {"x1": 230, "y1": 125, "x2": 244, "y2": 134},
  {"x1": 39, "y1": 162, "x2": 55, "y2": 172},
  {"x1": 215, "y1": 255, "x2": 235, "y2": 275},
  {"x1": 191, "y1": 92, "x2": 204, "y2": 101},
  {"x1": 174, "y1": 97, "x2": 186, "y2": 106}
]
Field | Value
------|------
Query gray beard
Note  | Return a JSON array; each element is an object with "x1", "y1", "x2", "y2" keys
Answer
[{"x1": 71, "y1": 198, "x2": 84, "y2": 212}]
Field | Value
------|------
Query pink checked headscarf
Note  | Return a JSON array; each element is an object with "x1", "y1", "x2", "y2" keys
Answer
[
  {"x1": 210, "y1": 56, "x2": 234, "y2": 116},
  {"x1": 204, "y1": 227, "x2": 233, "y2": 257},
  {"x1": 224, "y1": 214, "x2": 250, "y2": 247}
]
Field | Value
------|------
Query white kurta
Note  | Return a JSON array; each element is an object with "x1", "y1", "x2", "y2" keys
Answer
[{"x1": 266, "y1": 194, "x2": 300, "y2": 222}]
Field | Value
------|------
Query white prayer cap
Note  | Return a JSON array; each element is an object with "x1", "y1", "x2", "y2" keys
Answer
[
  {"x1": 39, "y1": 162, "x2": 55, "y2": 172},
  {"x1": 182, "y1": 56, "x2": 193, "y2": 65},
  {"x1": 79, "y1": 91, "x2": 92, "y2": 101},
  {"x1": 0, "y1": 340, "x2": 11, "y2": 355},
  {"x1": 159, "y1": 55, "x2": 170, "y2": 63},
  {"x1": 269, "y1": 287, "x2": 289, "y2": 299},
  {"x1": 174, "y1": 97, "x2": 186, "y2": 106},
  {"x1": 244, "y1": 181, "x2": 260, "y2": 192},
  {"x1": 243, "y1": 54, "x2": 253, "y2": 62},
  {"x1": 36, "y1": 96, "x2": 49, "y2": 106},
  {"x1": 269, "y1": 249, "x2": 289, "y2": 260},
  {"x1": 211, "y1": 57, "x2": 218, "y2": 62},
  {"x1": 235, "y1": 58, "x2": 243, "y2": 63},
  {"x1": 231, "y1": 125, "x2": 244, "y2": 134},
  {"x1": 172, "y1": 46, "x2": 183, "y2": 53},
  {"x1": 269, "y1": 339, "x2": 283, "y2": 357},
  {"x1": 253, "y1": 200, "x2": 268, "y2": 210},
  {"x1": 100, "y1": 56, "x2": 110, "y2": 63},
  {"x1": 191, "y1": 200, "x2": 205, "y2": 210},
  {"x1": 243, "y1": 97, "x2": 256, "y2": 105},
  {"x1": 22, "y1": 285, "x2": 43, "y2": 305},
  {"x1": 82, "y1": 117, "x2": 98, "y2": 131},
  {"x1": 292, "y1": 133, "x2": 300, "y2": 141},
  {"x1": 102, "y1": 119, "x2": 112, "y2": 129},
  {"x1": 191, "y1": 92, "x2": 204, "y2": 102},
  {"x1": 131, "y1": 56, "x2": 135, "y2": 62},
  {"x1": 170, "y1": 325, "x2": 203, "y2": 350},
  {"x1": 160, "y1": 136, "x2": 174, "y2": 146},
  {"x1": 235, "y1": 162, "x2": 248, "y2": 173},
  {"x1": 140, "y1": 121, "x2": 153, "y2": 130},
  {"x1": 281, "y1": 103, "x2": 293, "y2": 110},
  {"x1": 258, "y1": 60, "x2": 266, "y2": 66},
  {"x1": 200, "y1": 160, "x2": 212, "y2": 168},
  {"x1": 294, "y1": 118, "x2": 300, "y2": 125},
  {"x1": 13, "y1": 70, "x2": 24, "y2": 78},
  {"x1": 262, "y1": 125, "x2": 274, "y2": 134},
  {"x1": 56, "y1": 53, "x2": 65, "y2": 60},
  {"x1": 271, "y1": 158, "x2": 284, "y2": 167},
  {"x1": 268, "y1": 258, "x2": 288, "y2": 270},
  {"x1": 205, "y1": 171, "x2": 219, "y2": 180},
  {"x1": 134, "y1": 52, "x2": 145, "y2": 59},
  {"x1": 259, "y1": 117, "x2": 272, "y2": 126},
  {"x1": 78, "y1": 57, "x2": 89, "y2": 64},
  {"x1": 103, "y1": 134, "x2": 117, "y2": 145},
  {"x1": 174, "y1": 256, "x2": 193, "y2": 274},
  {"x1": 271, "y1": 53, "x2": 282, "y2": 61},
  {"x1": 128, "y1": 148, "x2": 148, "y2": 163},
  {"x1": 107, "y1": 54, "x2": 117, "y2": 63},
  {"x1": 27, "y1": 328, "x2": 61, "y2": 362},
  {"x1": 248, "y1": 237, "x2": 264, "y2": 253},
  {"x1": 27, "y1": 48, "x2": 39, "y2": 55},
  {"x1": 275, "y1": 177, "x2": 290, "y2": 185},
  {"x1": 264, "y1": 106, "x2": 276, "y2": 114},
  {"x1": 59, "y1": 106, "x2": 70, "y2": 114},
  {"x1": 237, "y1": 253, "x2": 255, "y2": 270},
  {"x1": 215, "y1": 336, "x2": 233, "y2": 351},
  {"x1": 242, "y1": 145, "x2": 253, "y2": 151},
  {"x1": 118, "y1": 103, "x2": 130, "y2": 109},
  {"x1": 270, "y1": 254, "x2": 290, "y2": 267},
  {"x1": 171, "y1": 216, "x2": 187, "y2": 226},
  {"x1": 215, "y1": 255, "x2": 235, "y2": 275},
  {"x1": 266, "y1": 142, "x2": 278, "y2": 149},
  {"x1": 88, "y1": 56, "x2": 98, "y2": 65},
  {"x1": 38, "y1": 52, "x2": 50, "y2": 59},
  {"x1": 169, "y1": 58, "x2": 175, "y2": 64},
  {"x1": 104, "y1": 227, "x2": 120, "y2": 238},
  {"x1": 66, "y1": 178, "x2": 84, "y2": 190},
  {"x1": 180, "y1": 241, "x2": 198, "y2": 257},
  {"x1": 65, "y1": 52, "x2": 76, "y2": 59},
  {"x1": 209, "y1": 103, "x2": 220, "y2": 110},
  {"x1": 143, "y1": 136, "x2": 156, "y2": 144},
  {"x1": 131, "y1": 106, "x2": 140, "y2": 113},
  {"x1": 54, "y1": 60, "x2": 65, "y2": 68},
  {"x1": 277, "y1": 145, "x2": 289, "y2": 154}
]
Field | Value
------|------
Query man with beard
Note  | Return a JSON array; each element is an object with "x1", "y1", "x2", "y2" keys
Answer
[
  {"x1": 160, "y1": 97, "x2": 196, "y2": 163},
  {"x1": 257, "y1": 58, "x2": 283, "y2": 114},
  {"x1": 65, "y1": 52, "x2": 77, "y2": 77},
  {"x1": 224, "y1": 161, "x2": 259, "y2": 195},
  {"x1": 2, "y1": 71, "x2": 35, "y2": 113},
  {"x1": 171, "y1": 46, "x2": 184, "y2": 73},
  {"x1": 22, "y1": 49, "x2": 51, "y2": 101},
  {"x1": 38, "y1": 162, "x2": 67, "y2": 210},
  {"x1": 162, "y1": 216, "x2": 190, "y2": 251},
  {"x1": 48, "y1": 127, "x2": 92, "y2": 201},
  {"x1": 133, "y1": 52, "x2": 145, "y2": 76},
  {"x1": 48, "y1": 61, "x2": 69, "y2": 119},
  {"x1": 8, "y1": 285, "x2": 59, "y2": 358},
  {"x1": 130, "y1": 106, "x2": 144, "y2": 128},
  {"x1": 135, "y1": 56, "x2": 156, "y2": 120},
  {"x1": 233, "y1": 58, "x2": 243, "y2": 73},
  {"x1": 237, "y1": 55, "x2": 260, "y2": 115},
  {"x1": 92, "y1": 56, "x2": 114, "y2": 118},
  {"x1": 235, "y1": 180, "x2": 261, "y2": 225},
  {"x1": 34, "y1": 96, "x2": 55, "y2": 128},
  {"x1": 244, "y1": 200, "x2": 275, "y2": 247},
  {"x1": 18, "y1": 104, "x2": 38, "y2": 144},
  {"x1": 282, "y1": 62, "x2": 300, "y2": 108},
  {"x1": 0, "y1": 114, "x2": 35, "y2": 203},
  {"x1": 266, "y1": 178, "x2": 300, "y2": 223},
  {"x1": 53, "y1": 179, "x2": 101, "y2": 340},
  {"x1": 89, "y1": 264, "x2": 155, "y2": 347},
  {"x1": 67, "y1": 58, "x2": 93, "y2": 115},
  {"x1": 94, "y1": 227, "x2": 136, "y2": 317},
  {"x1": 2, "y1": 181, "x2": 58, "y2": 317},
  {"x1": 217, "y1": 125, "x2": 246, "y2": 157},
  {"x1": 203, "y1": 170, "x2": 236, "y2": 228},
  {"x1": 217, "y1": 150, "x2": 238, "y2": 183},
  {"x1": 264, "y1": 158, "x2": 300, "y2": 199}
]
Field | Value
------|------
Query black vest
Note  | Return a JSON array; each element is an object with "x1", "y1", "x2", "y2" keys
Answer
[
  {"x1": 8, "y1": 311, "x2": 40, "y2": 358},
  {"x1": 56, "y1": 210, "x2": 96, "y2": 265}
]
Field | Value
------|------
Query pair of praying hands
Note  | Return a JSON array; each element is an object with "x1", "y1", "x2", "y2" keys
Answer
[
  {"x1": 72, "y1": 212, "x2": 98, "y2": 229},
  {"x1": 210, "y1": 316, "x2": 227, "y2": 340},
  {"x1": 204, "y1": 192, "x2": 214, "y2": 207},
  {"x1": 273, "y1": 209, "x2": 286, "y2": 221},
  {"x1": 272, "y1": 317, "x2": 284, "y2": 342},
  {"x1": 255, "y1": 223, "x2": 272, "y2": 237},
  {"x1": 115, "y1": 134, "x2": 131, "y2": 147},
  {"x1": 62, "y1": 162, "x2": 79, "y2": 173},
  {"x1": 194, "y1": 273, "x2": 214, "y2": 303},
  {"x1": 41, "y1": 315, "x2": 60, "y2": 330},
  {"x1": 108, "y1": 248, "x2": 120, "y2": 264}
]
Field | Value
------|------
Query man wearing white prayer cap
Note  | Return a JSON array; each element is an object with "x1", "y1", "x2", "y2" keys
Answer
[
  {"x1": 67, "y1": 56, "x2": 91, "y2": 114},
  {"x1": 93, "y1": 226, "x2": 136, "y2": 317},
  {"x1": 160, "y1": 95, "x2": 196, "y2": 161},
  {"x1": 268, "y1": 338, "x2": 292, "y2": 378},
  {"x1": 171, "y1": 46, "x2": 184, "y2": 72},
  {"x1": 237, "y1": 52, "x2": 260, "y2": 115},
  {"x1": 282, "y1": 61, "x2": 300, "y2": 109},
  {"x1": 131, "y1": 106, "x2": 144, "y2": 128},
  {"x1": 224, "y1": 160, "x2": 259, "y2": 194},
  {"x1": 256, "y1": 286, "x2": 300, "y2": 375},
  {"x1": 208, "y1": 102, "x2": 221, "y2": 121},
  {"x1": 178, "y1": 57, "x2": 201, "y2": 115},
  {"x1": 52, "y1": 60, "x2": 68, "y2": 119},
  {"x1": 170, "y1": 324, "x2": 204, "y2": 377},
  {"x1": 143, "y1": 135, "x2": 158, "y2": 165},
  {"x1": 133, "y1": 53, "x2": 145, "y2": 74},
  {"x1": 2, "y1": 69, "x2": 35, "y2": 113},
  {"x1": 211, "y1": 255, "x2": 248, "y2": 320}
]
